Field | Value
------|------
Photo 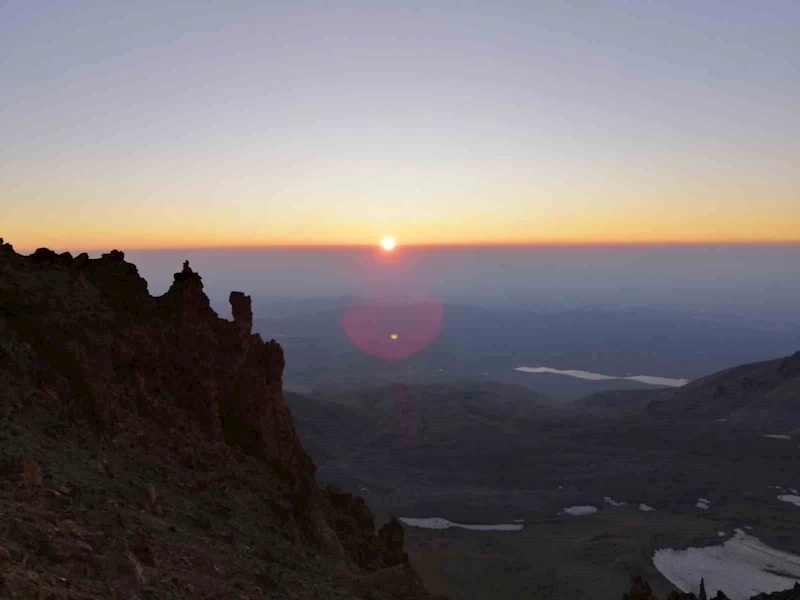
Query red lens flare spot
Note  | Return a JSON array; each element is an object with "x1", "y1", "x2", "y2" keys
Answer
[{"x1": 340, "y1": 300, "x2": 443, "y2": 360}]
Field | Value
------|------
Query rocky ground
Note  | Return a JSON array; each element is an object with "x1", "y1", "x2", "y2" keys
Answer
[{"x1": 0, "y1": 241, "x2": 435, "y2": 599}]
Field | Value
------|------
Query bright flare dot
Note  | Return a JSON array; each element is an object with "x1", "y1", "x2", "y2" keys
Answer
[
  {"x1": 390, "y1": 333, "x2": 399, "y2": 340},
  {"x1": 380, "y1": 236, "x2": 396, "y2": 251}
]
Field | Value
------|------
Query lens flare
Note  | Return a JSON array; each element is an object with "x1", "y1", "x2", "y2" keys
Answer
[{"x1": 340, "y1": 300, "x2": 443, "y2": 360}]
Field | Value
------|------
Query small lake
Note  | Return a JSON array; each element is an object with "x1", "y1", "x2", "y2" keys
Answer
[
  {"x1": 515, "y1": 366, "x2": 689, "y2": 387},
  {"x1": 399, "y1": 517, "x2": 523, "y2": 531}
]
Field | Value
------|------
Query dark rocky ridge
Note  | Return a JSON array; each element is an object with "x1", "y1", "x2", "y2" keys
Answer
[
  {"x1": 0, "y1": 240, "x2": 434, "y2": 599},
  {"x1": 4, "y1": 244, "x2": 313, "y2": 481},
  {"x1": 646, "y1": 350, "x2": 800, "y2": 430}
]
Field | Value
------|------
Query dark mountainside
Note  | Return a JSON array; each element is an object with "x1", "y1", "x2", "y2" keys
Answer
[
  {"x1": 569, "y1": 388, "x2": 663, "y2": 418},
  {"x1": 569, "y1": 350, "x2": 800, "y2": 425},
  {"x1": 0, "y1": 240, "x2": 434, "y2": 599},
  {"x1": 646, "y1": 352, "x2": 800, "y2": 431}
]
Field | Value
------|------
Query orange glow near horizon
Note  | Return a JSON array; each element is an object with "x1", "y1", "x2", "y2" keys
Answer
[
  {"x1": 4, "y1": 200, "x2": 800, "y2": 254},
  {"x1": 5, "y1": 230, "x2": 800, "y2": 255},
  {"x1": 4, "y1": 2, "x2": 800, "y2": 259},
  {"x1": 6, "y1": 237, "x2": 800, "y2": 255}
]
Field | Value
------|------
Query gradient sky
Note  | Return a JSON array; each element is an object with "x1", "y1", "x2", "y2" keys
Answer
[{"x1": 2, "y1": 1, "x2": 799, "y2": 251}]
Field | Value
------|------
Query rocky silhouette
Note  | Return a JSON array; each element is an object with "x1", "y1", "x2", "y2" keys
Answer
[
  {"x1": 624, "y1": 577, "x2": 800, "y2": 600},
  {"x1": 0, "y1": 242, "x2": 432, "y2": 599}
]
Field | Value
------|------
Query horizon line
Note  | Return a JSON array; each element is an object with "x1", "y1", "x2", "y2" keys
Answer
[
  {"x1": 8, "y1": 239, "x2": 800, "y2": 254},
  {"x1": 0, "y1": 238, "x2": 800, "y2": 254},
  {"x1": 9, "y1": 239, "x2": 800, "y2": 253}
]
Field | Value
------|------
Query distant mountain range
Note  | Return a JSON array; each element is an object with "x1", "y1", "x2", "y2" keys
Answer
[{"x1": 255, "y1": 300, "x2": 800, "y2": 401}]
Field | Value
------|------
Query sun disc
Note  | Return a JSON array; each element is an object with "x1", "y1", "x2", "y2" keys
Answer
[{"x1": 380, "y1": 236, "x2": 396, "y2": 251}]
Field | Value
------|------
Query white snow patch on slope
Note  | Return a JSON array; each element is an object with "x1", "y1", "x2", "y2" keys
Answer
[
  {"x1": 639, "y1": 503, "x2": 655, "y2": 512},
  {"x1": 399, "y1": 517, "x2": 523, "y2": 531},
  {"x1": 778, "y1": 495, "x2": 800, "y2": 508},
  {"x1": 764, "y1": 434, "x2": 792, "y2": 440},
  {"x1": 561, "y1": 506, "x2": 597, "y2": 515},
  {"x1": 603, "y1": 496, "x2": 627, "y2": 507},
  {"x1": 653, "y1": 528, "x2": 800, "y2": 599},
  {"x1": 514, "y1": 366, "x2": 689, "y2": 387}
]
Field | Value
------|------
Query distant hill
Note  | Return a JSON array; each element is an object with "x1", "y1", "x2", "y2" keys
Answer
[
  {"x1": 287, "y1": 381, "x2": 558, "y2": 455},
  {"x1": 571, "y1": 388, "x2": 663, "y2": 417},
  {"x1": 284, "y1": 380, "x2": 563, "y2": 500},
  {"x1": 646, "y1": 350, "x2": 800, "y2": 430}
]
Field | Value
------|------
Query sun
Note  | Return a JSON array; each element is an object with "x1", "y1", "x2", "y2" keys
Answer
[{"x1": 380, "y1": 236, "x2": 397, "y2": 251}]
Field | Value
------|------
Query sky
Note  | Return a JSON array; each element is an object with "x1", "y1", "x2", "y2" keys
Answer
[{"x1": 2, "y1": 1, "x2": 799, "y2": 251}]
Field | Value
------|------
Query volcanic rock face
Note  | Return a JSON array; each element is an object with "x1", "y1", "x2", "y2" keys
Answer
[
  {"x1": 378, "y1": 517, "x2": 409, "y2": 566},
  {"x1": 0, "y1": 243, "x2": 430, "y2": 599},
  {"x1": 322, "y1": 487, "x2": 409, "y2": 571},
  {"x1": 0, "y1": 248, "x2": 314, "y2": 484},
  {"x1": 230, "y1": 291, "x2": 254, "y2": 340}
]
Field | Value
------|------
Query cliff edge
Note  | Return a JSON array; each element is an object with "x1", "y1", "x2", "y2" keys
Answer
[{"x1": 0, "y1": 240, "x2": 433, "y2": 599}]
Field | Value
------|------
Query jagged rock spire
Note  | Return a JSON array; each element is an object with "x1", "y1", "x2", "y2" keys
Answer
[{"x1": 230, "y1": 291, "x2": 253, "y2": 339}]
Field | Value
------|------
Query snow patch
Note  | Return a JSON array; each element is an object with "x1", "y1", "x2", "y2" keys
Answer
[
  {"x1": 696, "y1": 501, "x2": 710, "y2": 510},
  {"x1": 603, "y1": 496, "x2": 627, "y2": 507},
  {"x1": 716, "y1": 418, "x2": 729, "y2": 422},
  {"x1": 639, "y1": 503, "x2": 655, "y2": 512},
  {"x1": 778, "y1": 495, "x2": 800, "y2": 508},
  {"x1": 653, "y1": 528, "x2": 800, "y2": 599},
  {"x1": 561, "y1": 506, "x2": 598, "y2": 515},
  {"x1": 398, "y1": 517, "x2": 523, "y2": 531},
  {"x1": 764, "y1": 434, "x2": 792, "y2": 440},
  {"x1": 718, "y1": 531, "x2": 727, "y2": 537}
]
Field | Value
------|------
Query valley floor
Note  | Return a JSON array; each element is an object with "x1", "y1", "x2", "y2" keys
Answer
[{"x1": 315, "y1": 416, "x2": 800, "y2": 599}]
